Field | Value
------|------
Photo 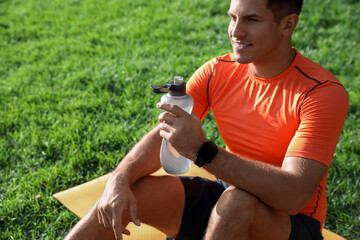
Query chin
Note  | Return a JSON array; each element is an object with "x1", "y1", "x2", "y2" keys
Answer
[
  {"x1": 233, "y1": 51, "x2": 252, "y2": 64},
  {"x1": 234, "y1": 55, "x2": 252, "y2": 64}
]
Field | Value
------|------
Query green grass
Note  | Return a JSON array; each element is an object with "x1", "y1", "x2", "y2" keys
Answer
[{"x1": 0, "y1": 0, "x2": 359, "y2": 239}]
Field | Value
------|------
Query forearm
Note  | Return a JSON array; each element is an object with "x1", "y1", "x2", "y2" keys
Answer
[
  {"x1": 112, "y1": 125, "x2": 163, "y2": 184},
  {"x1": 202, "y1": 148, "x2": 316, "y2": 214}
]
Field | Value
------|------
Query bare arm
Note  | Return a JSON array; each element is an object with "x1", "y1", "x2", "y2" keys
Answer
[
  {"x1": 158, "y1": 102, "x2": 328, "y2": 215},
  {"x1": 203, "y1": 150, "x2": 328, "y2": 214},
  {"x1": 113, "y1": 125, "x2": 163, "y2": 184},
  {"x1": 97, "y1": 125, "x2": 163, "y2": 239}
]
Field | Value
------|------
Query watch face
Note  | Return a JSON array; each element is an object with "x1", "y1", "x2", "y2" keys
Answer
[
  {"x1": 195, "y1": 141, "x2": 218, "y2": 167},
  {"x1": 200, "y1": 142, "x2": 218, "y2": 158}
]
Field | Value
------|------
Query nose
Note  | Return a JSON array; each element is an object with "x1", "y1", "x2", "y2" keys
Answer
[{"x1": 229, "y1": 20, "x2": 246, "y2": 38}]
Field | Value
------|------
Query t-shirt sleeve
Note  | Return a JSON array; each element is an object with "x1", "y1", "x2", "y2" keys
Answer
[
  {"x1": 186, "y1": 58, "x2": 217, "y2": 121},
  {"x1": 286, "y1": 83, "x2": 348, "y2": 167}
]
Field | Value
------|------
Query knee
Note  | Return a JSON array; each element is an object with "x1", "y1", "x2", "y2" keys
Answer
[{"x1": 214, "y1": 187, "x2": 260, "y2": 225}]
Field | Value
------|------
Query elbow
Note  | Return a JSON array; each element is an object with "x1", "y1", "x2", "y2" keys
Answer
[
  {"x1": 280, "y1": 203, "x2": 302, "y2": 215},
  {"x1": 280, "y1": 203, "x2": 305, "y2": 216},
  {"x1": 286, "y1": 206, "x2": 303, "y2": 216},
  {"x1": 280, "y1": 192, "x2": 313, "y2": 216}
]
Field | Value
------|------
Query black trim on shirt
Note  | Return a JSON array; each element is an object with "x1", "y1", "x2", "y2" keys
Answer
[
  {"x1": 295, "y1": 66, "x2": 345, "y2": 118},
  {"x1": 199, "y1": 58, "x2": 217, "y2": 120},
  {"x1": 310, "y1": 185, "x2": 323, "y2": 218},
  {"x1": 199, "y1": 58, "x2": 236, "y2": 120},
  {"x1": 295, "y1": 66, "x2": 322, "y2": 84}
]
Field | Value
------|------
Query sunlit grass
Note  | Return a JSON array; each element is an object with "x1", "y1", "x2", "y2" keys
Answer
[{"x1": 0, "y1": 0, "x2": 359, "y2": 238}]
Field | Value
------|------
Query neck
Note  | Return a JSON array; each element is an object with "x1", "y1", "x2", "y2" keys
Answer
[{"x1": 249, "y1": 46, "x2": 296, "y2": 79}]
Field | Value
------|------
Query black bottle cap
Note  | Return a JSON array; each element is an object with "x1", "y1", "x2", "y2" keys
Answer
[{"x1": 151, "y1": 76, "x2": 186, "y2": 96}]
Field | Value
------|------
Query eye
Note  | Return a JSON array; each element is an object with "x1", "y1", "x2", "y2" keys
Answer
[
  {"x1": 248, "y1": 17, "x2": 259, "y2": 22},
  {"x1": 229, "y1": 15, "x2": 236, "y2": 22},
  {"x1": 228, "y1": 12, "x2": 237, "y2": 22}
]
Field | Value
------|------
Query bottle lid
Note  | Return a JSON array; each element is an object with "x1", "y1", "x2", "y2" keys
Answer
[
  {"x1": 151, "y1": 76, "x2": 186, "y2": 96},
  {"x1": 173, "y1": 76, "x2": 183, "y2": 85}
]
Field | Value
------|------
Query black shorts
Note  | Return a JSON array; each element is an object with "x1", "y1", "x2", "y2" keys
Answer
[{"x1": 167, "y1": 176, "x2": 323, "y2": 240}]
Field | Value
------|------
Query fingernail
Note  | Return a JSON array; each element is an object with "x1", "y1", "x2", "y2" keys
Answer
[{"x1": 136, "y1": 219, "x2": 141, "y2": 226}]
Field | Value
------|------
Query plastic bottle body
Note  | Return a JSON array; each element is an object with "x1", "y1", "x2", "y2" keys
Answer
[{"x1": 160, "y1": 93, "x2": 193, "y2": 174}]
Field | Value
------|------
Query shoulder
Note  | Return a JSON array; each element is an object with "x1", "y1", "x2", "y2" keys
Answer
[
  {"x1": 291, "y1": 51, "x2": 348, "y2": 107},
  {"x1": 294, "y1": 52, "x2": 343, "y2": 86},
  {"x1": 293, "y1": 54, "x2": 348, "y2": 122}
]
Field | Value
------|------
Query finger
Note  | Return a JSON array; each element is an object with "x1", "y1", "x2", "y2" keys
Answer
[
  {"x1": 113, "y1": 226, "x2": 123, "y2": 240},
  {"x1": 129, "y1": 195, "x2": 140, "y2": 226},
  {"x1": 158, "y1": 111, "x2": 178, "y2": 125},
  {"x1": 112, "y1": 222, "x2": 131, "y2": 239},
  {"x1": 159, "y1": 129, "x2": 171, "y2": 139},
  {"x1": 112, "y1": 220, "x2": 125, "y2": 240},
  {"x1": 112, "y1": 206, "x2": 127, "y2": 240},
  {"x1": 121, "y1": 225, "x2": 131, "y2": 235},
  {"x1": 157, "y1": 102, "x2": 187, "y2": 117},
  {"x1": 159, "y1": 121, "x2": 175, "y2": 133}
]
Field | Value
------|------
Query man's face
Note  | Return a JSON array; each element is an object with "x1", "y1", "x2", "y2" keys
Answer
[{"x1": 228, "y1": 0, "x2": 283, "y2": 65}]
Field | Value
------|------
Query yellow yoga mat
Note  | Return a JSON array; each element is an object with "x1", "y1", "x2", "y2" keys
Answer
[{"x1": 53, "y1": 165, "x2": 345, "y2": 240}]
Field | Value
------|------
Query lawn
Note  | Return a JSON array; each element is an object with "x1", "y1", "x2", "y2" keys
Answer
[{"x1": 0, "y1": 0, "x2": 359, "y2": 239}]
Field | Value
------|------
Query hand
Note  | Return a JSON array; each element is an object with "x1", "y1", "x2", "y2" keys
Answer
[
  {"x1": 96, "y1": 173, "x2": 140, "y2": 240},
  {"x1": 157, "y1": 102, "x2": 207, "y2": 160}
]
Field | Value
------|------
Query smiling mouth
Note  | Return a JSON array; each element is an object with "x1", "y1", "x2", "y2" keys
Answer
[{"x1": 233, "y1": 42, "x2": 252, "y2": 50}]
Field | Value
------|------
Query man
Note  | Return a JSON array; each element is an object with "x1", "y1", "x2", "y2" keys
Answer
[{"x1": 65, "y1": 0, "x2": 348, "y2": 239}]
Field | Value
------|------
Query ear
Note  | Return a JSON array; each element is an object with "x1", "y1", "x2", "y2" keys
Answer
[{"x1": 280, "y1": 13, "x2": 299, "y2": 37}]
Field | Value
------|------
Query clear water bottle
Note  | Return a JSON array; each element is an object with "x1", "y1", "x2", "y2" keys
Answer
[{"x1": 151, "y1": 76, "x2": 193, "y2": 174}]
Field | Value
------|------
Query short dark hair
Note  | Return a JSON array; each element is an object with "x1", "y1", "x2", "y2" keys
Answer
[{"x1": 266, "y1": 0, "x2": 303, "y2": 23}]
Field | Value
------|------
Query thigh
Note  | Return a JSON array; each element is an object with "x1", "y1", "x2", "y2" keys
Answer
[
  {"x1": 207, "y1": 187, "x2": 292, "y2": 240},
  {"x1": 128, "y1": 175, "x2": 186, "y2": 238}
]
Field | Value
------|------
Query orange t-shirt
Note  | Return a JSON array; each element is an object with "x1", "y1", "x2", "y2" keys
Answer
[{"x1": 186, "y1": 49, "x2": 348, "y2": 225}]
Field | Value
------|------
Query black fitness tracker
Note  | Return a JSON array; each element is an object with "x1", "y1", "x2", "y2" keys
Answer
[{"x1": 194, "y1": 141, "x2": 218, "y2": 167}]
